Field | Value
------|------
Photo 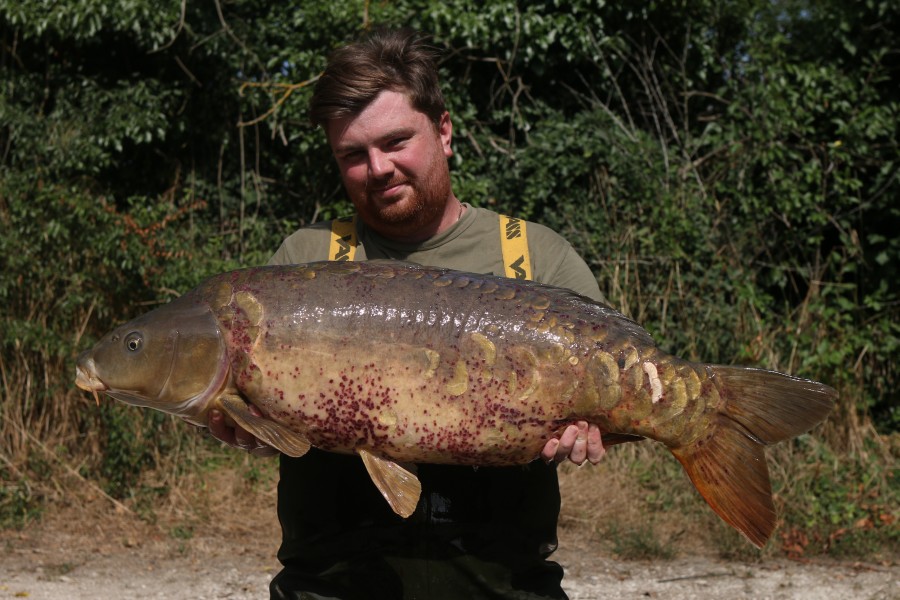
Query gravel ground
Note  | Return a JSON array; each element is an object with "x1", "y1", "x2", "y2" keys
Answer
[{"x1": 2, "y1": 521, "x2": 896, "y2": 599}]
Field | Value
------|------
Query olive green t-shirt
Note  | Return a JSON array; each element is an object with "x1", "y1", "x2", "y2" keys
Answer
[{"x1": 269, "y1": 204, "x2": 603, "y2": 302}]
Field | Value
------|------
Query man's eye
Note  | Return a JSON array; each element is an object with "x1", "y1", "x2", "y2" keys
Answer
[{"x1": 340, "y1": 150, "x2": 364, "y2": 161}]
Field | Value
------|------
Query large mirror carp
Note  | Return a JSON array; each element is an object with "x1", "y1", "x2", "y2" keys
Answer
[{"x1": 75, "y1": 261, "x2": 835, "y2": 547}]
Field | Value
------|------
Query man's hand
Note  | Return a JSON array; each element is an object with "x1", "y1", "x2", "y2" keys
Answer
[
  {"x1": 207, "y1": 407, "x2": 279, "y2": 457},
  {"x1": 541, "y1": 421, "x2": 604, "y2": 466}
]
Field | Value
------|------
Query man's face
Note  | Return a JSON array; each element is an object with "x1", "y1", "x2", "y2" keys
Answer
[{"x1": 327, "y1": 90, "x2": 454, "y2": 241}]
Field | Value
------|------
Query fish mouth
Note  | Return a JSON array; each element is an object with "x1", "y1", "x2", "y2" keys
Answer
[{"x1": 75, "y1": 360, "x2": 107, "y2": 393}]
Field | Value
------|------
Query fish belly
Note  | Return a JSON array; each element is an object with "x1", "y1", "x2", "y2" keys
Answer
[
  {"x1": 204, "y1": 262, "x2": 645, "y2": 464},
  {"x1": 241, "y1": 327, "x2": 593, "y2": 465}
]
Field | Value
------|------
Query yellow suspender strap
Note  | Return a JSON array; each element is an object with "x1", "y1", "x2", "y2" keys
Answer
[
  {"x1": 329, "y1": 213, "x2": 530, "y2": 277},
  {"x1": 328, "y1": 216, "x2": 358, "y2": 261},
  {"x1": 499, "y1": 214, "x2": 532, "y2": 280}
]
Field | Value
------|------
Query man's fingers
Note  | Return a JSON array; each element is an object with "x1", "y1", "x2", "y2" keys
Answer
[
  {"x1": 234, "y1": 429, "x2": 255, "y2": 450},
  {"x1": 541, "y1": 438, "x2": 560, "y2": 463},
  {"x1": 207, "y1": 409, "x2": 235, "y2": 444},
  {"x1": 544, "y1": 422, "x2": 606, "y2": 466},
  {"x1": 586, "y1": 425, "x2": 606, "y2": 464},
  {"x1": 564, "y1": 422, "x2": 589, "y2": 465},
  {"x1": 550, "y1": 424, "x2": 580, "y2": 464},
  {"x1": 207, "y1": 407, "x2": 276, "y2": 455}
]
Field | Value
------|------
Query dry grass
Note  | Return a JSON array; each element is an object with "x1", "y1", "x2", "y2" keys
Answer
[
  {"x1": 3, "y1": 427, "x2": 895, "y2": 567},
  {"x1": 558, "y1": 442, "x2": 716, "y2": 560},
  {"x1": 557, "y1": 432, "x2": 898, "y2": 563}
]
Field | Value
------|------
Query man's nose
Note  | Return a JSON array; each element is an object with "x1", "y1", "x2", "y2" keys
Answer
[{"x1": 368, "y1": 149, "x2": 393, "y2": 179}]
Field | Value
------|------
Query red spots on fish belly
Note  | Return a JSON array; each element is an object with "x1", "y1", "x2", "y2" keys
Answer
[{"x1": 291, "y1": 363, "x2": 400, "y2": 451}]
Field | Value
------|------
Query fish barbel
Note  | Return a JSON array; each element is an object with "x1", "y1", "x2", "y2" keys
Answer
[{"x1": 74, "y1": 261, "x2": 835, "y2": 546}]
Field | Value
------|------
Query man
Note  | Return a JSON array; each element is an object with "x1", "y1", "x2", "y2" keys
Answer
[{"x1": 210, "y1": 27, "x2": 605, "y2": 599}]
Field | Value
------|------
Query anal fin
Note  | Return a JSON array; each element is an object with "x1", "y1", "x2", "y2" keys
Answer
[
  {"x1": 359, "y1": 449, "x2": 422, "y2": 518},
  {"x1": 218, "y1": 395, "x2": 311, "y2": 458}
]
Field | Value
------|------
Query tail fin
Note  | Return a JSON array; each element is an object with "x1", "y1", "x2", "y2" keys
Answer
[{"x1": 671, "y1": 366, "x2": 836, "y2": 547}]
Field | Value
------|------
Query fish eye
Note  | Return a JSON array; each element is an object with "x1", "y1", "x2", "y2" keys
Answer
[{"x1": 124, "y1": 332, "x2": 143, "y2": 352}]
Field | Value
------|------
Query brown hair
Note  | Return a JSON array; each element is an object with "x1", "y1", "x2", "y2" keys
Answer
[{"x1": 309, "y1": 27, "x2": 446, "y2": 128}]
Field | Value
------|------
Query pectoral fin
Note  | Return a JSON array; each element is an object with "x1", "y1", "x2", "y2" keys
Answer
[
  {"x1": 359, "y1": 449, "x2": 421, "y2": 518},
  {"x1": 218, "y1": 395, "x2": 311, "y2": 458}
]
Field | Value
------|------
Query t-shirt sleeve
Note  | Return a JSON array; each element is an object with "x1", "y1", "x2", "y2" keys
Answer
[
  {"x1": 545, "y1": 243, "x2": 607, "y2": 304},
  {"x1": 267, "y1": 241, "x2": 293, "y2": 266},
  {"x1": 526, "y1": 222, "x2": 606, "y2": 304}
]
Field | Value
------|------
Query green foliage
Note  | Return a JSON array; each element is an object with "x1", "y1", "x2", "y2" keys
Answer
[
  {"x1": 0, "y1": 472, "x2": 42, "y2": 529},
  {"x1": 775, "y1": 436, "x2": 899, "y2": 560},
  {"x1": 0, "y1": 0, "x2": 180, "y2": 45},
  {"x1": 98, "y1": 404, "x2": 169, "y2": 498},
  {"x1": 1, "y1": 0, "x2": 897, "y2": 559}
]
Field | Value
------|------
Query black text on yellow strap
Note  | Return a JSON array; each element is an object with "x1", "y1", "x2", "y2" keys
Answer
[
  {"x1": 499, "y1": 214, "x2": 532, "y2": 281},
  {"x1": 329, "y1": 217, "x2": 358, "y2": 262}
]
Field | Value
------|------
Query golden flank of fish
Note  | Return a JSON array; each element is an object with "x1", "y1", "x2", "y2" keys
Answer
[{"x1": 75, "y1": 261, "x2": 835, "y2": 547}]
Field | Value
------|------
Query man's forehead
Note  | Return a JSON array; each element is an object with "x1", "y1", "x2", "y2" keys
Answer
[{"x1": 326, "y1": 90, "x2": 431, "y2": 148}]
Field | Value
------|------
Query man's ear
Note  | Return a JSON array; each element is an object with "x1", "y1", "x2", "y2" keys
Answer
[{"x1": 439, "y1": 111, "x2": 453, "y2": 158}]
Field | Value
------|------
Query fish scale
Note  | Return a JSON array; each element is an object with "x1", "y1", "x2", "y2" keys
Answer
[{"x1": 75, "y1": 260, "x2": 835, "y2": 547}]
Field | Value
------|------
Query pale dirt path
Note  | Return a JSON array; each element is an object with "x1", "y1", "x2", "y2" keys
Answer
[
  {"x1": 1, "y1": 513, "x2": 896, "y2": 600},
  {"x1": 556, "y1": 538, "x2": 898, "y2": 600}
]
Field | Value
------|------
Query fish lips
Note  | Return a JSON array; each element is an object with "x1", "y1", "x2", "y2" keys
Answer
[
  {"x1": 75, "y1": 355, "x2": 108, "y2": 393},
  {"x1": 75, "y1": 355, "x2": 160, "y2": 408}
]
